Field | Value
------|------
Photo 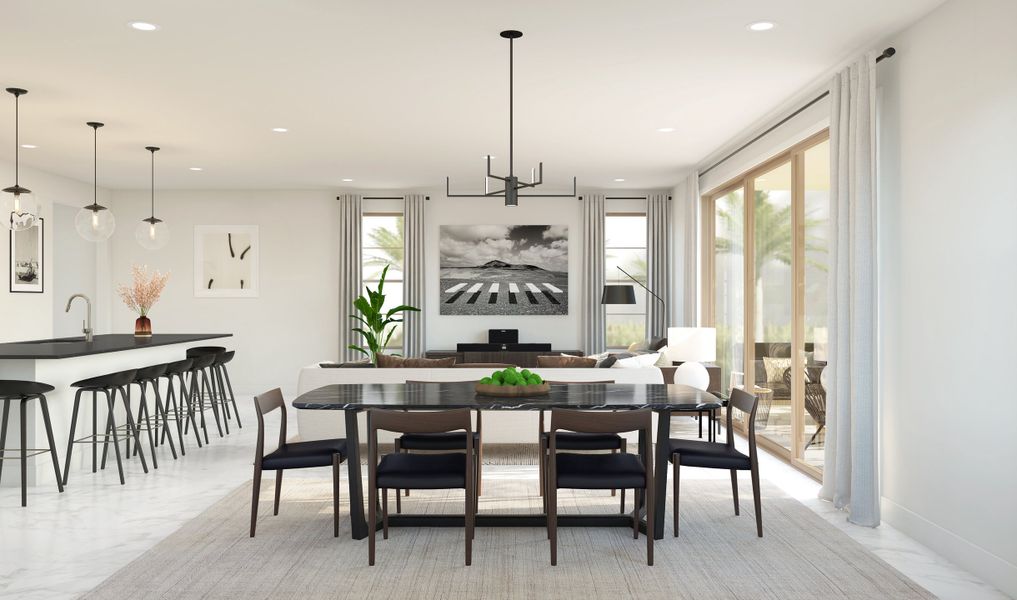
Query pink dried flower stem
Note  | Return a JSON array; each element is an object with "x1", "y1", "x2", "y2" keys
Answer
[{"x1": 116, "y1": 265, "x2": 170, "y2": 317}]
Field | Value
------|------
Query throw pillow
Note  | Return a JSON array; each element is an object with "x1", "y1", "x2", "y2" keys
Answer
[
  {"x1": 762, "y1": 356, "x2": 792, "y2": 382},
  {"x1": 377, "y1": 354, "x2": 456, "y2": 368},
  {"x1": 536, "y1": 355, "x2": 597, "y2": 368},
  {"x1": 627, "y1": 340, "x2": 650, "y2": 353},
  {"x1": 649, "y1": 337, "x2": 668, "y2": 351},
  {"x1": 596, "y1": 355, "x2": 618, "y2": 368},
  {"x1": 612, "y1": 352, "x2": 661, "y2": 369}
]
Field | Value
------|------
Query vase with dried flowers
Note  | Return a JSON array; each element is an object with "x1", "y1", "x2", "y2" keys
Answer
[{"x1": 117, "y1": 264, "x2": 170, "y2": 337}]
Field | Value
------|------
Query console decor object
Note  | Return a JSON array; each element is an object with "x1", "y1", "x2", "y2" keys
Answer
[
  {"x1": 135, "y1": 146, "x2": 170, "y2": 250},
  {"x1": 116, "y1": 264, "x2": 170, "y2": 337},
  {"x1": 667, "y1": 327, "x2": 717, "y2": 390},
  {"x1": 445, "y1": 30, "x2": 576, "y2": 206},
  {"x1": 2, "y1": 88, "x2": 40, "y2": 232},
  {"x1": 348, "y1": 264, "x2": 420, "y2": 365},
  {"x1": 75, "y1": 122, "x2": 116, "y2": 242},
  {"x1": 194, "y1": 225, "x2": 259, "y2": 298},
  {"x1": 440, "y1": 224, "x2": 568, "y2": 316},
  {"x1": 475, "y1": 367, "x2": 549, "y2": 397},
  {"x1": 9, "y1": 217, "x2": 43, "y2": 293}
]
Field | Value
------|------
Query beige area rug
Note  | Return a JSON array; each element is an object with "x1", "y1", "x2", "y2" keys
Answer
[{"x1": 82, "y1": 476, "x2": 935, "y2": 600}]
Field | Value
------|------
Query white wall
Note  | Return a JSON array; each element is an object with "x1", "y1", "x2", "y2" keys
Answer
[
  {"x1": 877, "y1": 0, "x2": 1017, "y2": 595},
  {"x1": 51, "y1": 203, "x2": 100, "y2": 337}
]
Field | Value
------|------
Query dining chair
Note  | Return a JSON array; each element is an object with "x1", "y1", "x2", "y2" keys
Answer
[
  {"x1": 538, "y1": 381, "x2": 625, "y2": 512},
  {"x1": 546, "y1": 408, "x2": 653, "y2": 566},
  {"x1": 368, "y1": 407, "x2": 476, "y2": 566},
  {"x1": 250, "y1": 388, "x2": 347, "y2": 538},
  {"x1": 669, "y1": 387, "x2": 762, "y2": 537},
  {"x1": 393, "y1": 381, "x2": 482, "y2": 514}
]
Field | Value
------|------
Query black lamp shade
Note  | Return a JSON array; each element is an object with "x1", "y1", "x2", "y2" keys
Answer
[{"x1": 601, "y1": 285, "x2": 637, "y2": 305}]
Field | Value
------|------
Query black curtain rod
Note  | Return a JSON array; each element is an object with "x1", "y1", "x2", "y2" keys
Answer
[{"x1": 698, "y1": 47, "x2": 896, "y2": 179}]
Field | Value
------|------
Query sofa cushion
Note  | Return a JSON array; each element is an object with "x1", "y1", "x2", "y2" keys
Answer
[
  {"x1": 649, "y1": 336, "x2": 668, "y2": 351},
  {"x1": 596, "y1": 355, "x2": 618, "y2": 368},
  {"x1": 453, "y1": 363, "x2": 516, "y2": 369},
  {"x1": 320, "y1": 361, "x2": 374, "y2": 368},
  {"x1": 612, "y1": 352, "x2": 661, "y2": 369},
  {"x1": 377, "y1": 354, "x2": 456, "y2": 368},
  {"x1": 537, "y1": 355, "x2": 597, "y2": 368}
]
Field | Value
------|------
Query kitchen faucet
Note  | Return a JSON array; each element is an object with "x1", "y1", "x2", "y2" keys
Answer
[{"x1": 65, "y1": 294, "x2": 93, "y2": 343}]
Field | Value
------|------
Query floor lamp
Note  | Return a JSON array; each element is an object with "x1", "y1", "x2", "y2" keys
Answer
[{"x1": 600, "y1": 266, "x2": 667, "y2": 340}]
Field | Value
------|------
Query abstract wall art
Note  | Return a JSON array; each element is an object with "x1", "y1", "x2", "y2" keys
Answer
[{"x1": 194, "y1": 225, "x2": 259, "y2": 298}]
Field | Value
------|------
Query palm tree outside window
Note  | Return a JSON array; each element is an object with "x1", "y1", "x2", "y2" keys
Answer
[{"x1": 362, "y1": 213, "x2": 405, "y2": 349}]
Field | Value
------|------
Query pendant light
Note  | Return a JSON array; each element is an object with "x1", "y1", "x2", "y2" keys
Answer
[
  {"x1": 74, "y1": 122, "x2": 116, "y2": 241},
  {"x1": 2, "y1": 88, "x2": 40, "y2": 231},
  {"x1": 134, "y1": 146, "x2": 169, "y2": 249}
]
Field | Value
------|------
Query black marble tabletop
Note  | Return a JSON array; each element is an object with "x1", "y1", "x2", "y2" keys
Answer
[
  {"x1": 0, "y1": 334, "x2": 232, "y2": 360},
  {"x1": 292, "y1": 382, "x2": 724, "y2": 411}
]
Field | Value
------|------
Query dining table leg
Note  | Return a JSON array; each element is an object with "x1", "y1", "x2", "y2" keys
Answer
[
  {"x1": 652, "y1": 409, "x2": 671, "y2": 540},
  {"x1": 345, "y1": 409, "x2": 369, "y2": 540}
]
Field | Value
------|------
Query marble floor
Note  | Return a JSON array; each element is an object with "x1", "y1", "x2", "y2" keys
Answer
[{"x1": 0, "y1": 403, "x2": 1009, "y2": 600}]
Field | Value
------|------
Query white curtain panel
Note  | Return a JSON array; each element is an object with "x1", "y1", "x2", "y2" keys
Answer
[
  {"x1": 337, "y1": 194, "x2": 363, "y2": 363},
  {"x1": 820, "y1": 53, "x2": 880, "y2": 527},
  {"x1": 403, "y1": 194, "x2": 426, "y2": 357},
  {"x1": 581, "y1": 194, "x2": 606, "y2": 354},
  {"x1": 646, "y1": 192, "x2": 672, "y2": 339},
  {"x1": 682, "y1": 171, "x2": 700, "y2": 326}
]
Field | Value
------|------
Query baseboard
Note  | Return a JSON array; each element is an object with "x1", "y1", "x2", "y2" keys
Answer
[{"x1": 881, "y1": 496, "x2": 1017, "y2": 598}]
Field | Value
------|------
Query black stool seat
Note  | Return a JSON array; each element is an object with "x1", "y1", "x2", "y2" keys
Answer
[
  {"x1": 0, "y1": 380, "x2": 55, "y2": 397},
  {"x1": 555, "y1": 452, "x2": 646, "y2": 489},
  {"x1": 133, "y1": 364, "x2": 168, "y2": 381},
  {"x1": 71, "y1": 369, "x2": 137, "y2": 389},
  {"x1": 189, "y1": 354, "x2": 215, "y2": 370},
  {"x1": 541, "y1": 431, "x2": 624, "y2": 451},
  {"x1": 376, "y1": 452, "x2": 467, "y2": 489},
  {"x1": 398, "y1": 431, "x2": 479, "y2": 451},
  {"x1": 219, "y1": 350, "x2": 235, "y2": 364},
  {"x1": 262, "y1": 439, "x2": 347, "y2": 470},
  {"x1": 187, "y1": 346, "x2": 225, "y2": 358},
  {"x1": 162, "y1": 358, "x2": 193, "y2": 375},
  {"x1": 668, "y1": 438, "x2": 751, "y2": 470}
]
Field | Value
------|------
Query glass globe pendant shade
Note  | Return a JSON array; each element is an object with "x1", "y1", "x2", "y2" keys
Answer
[
  {"x1": 74, "y1": 205, "x2": 116, "y2": 241},
  {"x1": 135, "y1": 218, "x2": 169, "y2": 250},
  {"x1": 2, "y1": 188, "x2": 39, "y2": 231}
]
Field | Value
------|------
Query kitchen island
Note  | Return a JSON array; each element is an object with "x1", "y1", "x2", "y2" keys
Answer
[{"x1": 0, "y1": 334, "x2": 231, "y2": 488}]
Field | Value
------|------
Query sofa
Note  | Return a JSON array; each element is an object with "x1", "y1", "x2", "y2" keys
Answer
[{"x1": 295, "y1": 363, "x2": 665, "y2": 443}]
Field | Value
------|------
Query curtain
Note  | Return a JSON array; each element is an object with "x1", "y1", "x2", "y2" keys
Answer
[
  {"x1": 337, "y1": 194, "x2": 363, "y2": 363},
  {"x1": 403, "y1": 194, "x2": 426, "y2": 357},
  {"x1": 646, "y1": 192, "x2": 672, "y2": 339},
  {"x1": 820, "y1": 53, "x2": 880, "y2": 527},
  {"x1": 581, "y1": 194, "x2": 606, "y2": 354},
  {"x1": 680, "y1": 171, "x2": 700, "y2": 326}
]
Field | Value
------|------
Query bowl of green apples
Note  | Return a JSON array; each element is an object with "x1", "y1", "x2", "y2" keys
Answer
[{"x1": 475, "y1": 367, "x2": 550, "y2": 397}]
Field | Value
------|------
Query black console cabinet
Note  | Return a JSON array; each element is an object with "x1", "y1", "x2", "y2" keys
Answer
[{"x1": 425, "y1": 349, "x2": 584, "y2": 369}]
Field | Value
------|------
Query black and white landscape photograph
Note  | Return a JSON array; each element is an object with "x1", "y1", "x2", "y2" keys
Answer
[{"x1": 439, "y1": 224, "x2": 568, "y2": 315}]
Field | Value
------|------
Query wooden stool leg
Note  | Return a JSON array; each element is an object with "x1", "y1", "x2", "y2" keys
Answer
[
  {"x1": 250, "y1": 462, "x2": 262, "y2": 537},
  {"x1": 62, "y1": 390, "x2": 84, "y2": 486},
  {"x1": 38, "y1": 396, "x2": 63, "y2": 493}
]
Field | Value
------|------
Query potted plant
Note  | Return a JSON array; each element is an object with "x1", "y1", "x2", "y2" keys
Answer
[
  {"x1": 348, "y1": 264, "x2": 419, "y2": 364},
  {"x1": 116, "y1": 264, "x2": 170, "y2": 337}
]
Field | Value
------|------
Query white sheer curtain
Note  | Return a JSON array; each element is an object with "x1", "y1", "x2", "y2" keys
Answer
[
  {"x1": 646, "y1": 193, "x2": 672, "y2": 339},
  {"x1": 337, "y1": 194, "x2": 363, "y2": 363},
  {"x1": 403, "y1": 194, "x2": 426, "y2": 357},
  {"x1": 820, "y1": 52, "x2": 880, "y2": 527},
  {"x1": 581, "y1": 194, "x2": 606, "y2": 354},
  {"x1": 677, "y1": 171, "x2": 700, "y2": 326}
]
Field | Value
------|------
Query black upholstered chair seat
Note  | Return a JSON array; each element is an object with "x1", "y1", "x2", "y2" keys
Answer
[
  {"x1": 397, "y1": 431, "x2": 479, "y2": 451},
  {"x1": 669, "y1": 438, "x2": 751, "y2": 470},
  {"x1": 540, "y1": 431, "x2": 624, "y2": 450},
  {"x1": 0, "y1": 380, "x2": 55, "y2": 397},
  {"x1": 262, "y1": 439, "x2": 348, "y2": 470},
  {"x1": 376, "y1": 452, "x2": 467, "y2": 489},
  {"x1": 555, "y1": 452, "x2": 646, "y2": 489},
  {"x1": 71, "y1": 370, "x2": 137, "y2": 389}
]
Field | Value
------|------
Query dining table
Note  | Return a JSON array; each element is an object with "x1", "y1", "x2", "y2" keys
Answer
[{"x1": 292, "y1": 381, "x2": 725, "y2": 540}]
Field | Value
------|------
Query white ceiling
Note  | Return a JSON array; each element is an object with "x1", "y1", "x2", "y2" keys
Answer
[{"x1": 0, "y1": 0, "x2": 942, "y2": 192}]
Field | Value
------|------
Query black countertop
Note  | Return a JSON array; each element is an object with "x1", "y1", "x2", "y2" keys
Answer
[
  {"x1": 293, "y1": 382, "x2": 724, "y2": 411},
  {"x1": 0, "y1": 334, "x2": 232, "y2": 359}
]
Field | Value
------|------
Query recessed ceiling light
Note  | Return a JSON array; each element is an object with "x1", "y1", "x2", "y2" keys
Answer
[
  {"x1": 341, "y1": 178, "x2": 354, "y2": 182},
  {"x1": 189, "y1": 167, "x2": 203, "y2": 171},
  {"x1": 613, "y1": 178, "x2": 626, "y2": 182},
  {"x1": 271, "y1": 127, "x2": 288, "y2": 133},
  {"x1": 657, "y1": 127, "x2": 675, "y2": 133},
  {"x1": 129, "y1": 21, "x2": 160, "y2": 31},
  {"x1": 20, "y1": 144, "x2": 37, "y2": 149},
  {"x1": 747, "y1": 21, "x2": 776, "y2": 32}
]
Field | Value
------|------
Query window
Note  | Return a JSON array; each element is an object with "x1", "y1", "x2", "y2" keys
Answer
[
  {"x1": 362, "y1": 213, "x2": 404, "y2": 350},
  {"x1": 605, "y1": 213, "x2": 647, "y2": 349},
  {"x1": 702, "y1": 130, "x2": 830, "y2": 478}
]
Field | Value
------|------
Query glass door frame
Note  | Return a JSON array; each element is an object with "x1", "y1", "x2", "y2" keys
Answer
[{"x1": 700, "y1": 129, "x2": 829, "y2": 481}]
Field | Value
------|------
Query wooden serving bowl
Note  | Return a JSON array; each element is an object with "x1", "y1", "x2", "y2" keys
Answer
[{"x1": 475, "y1": 382, "x2": 551, "y2": 397}]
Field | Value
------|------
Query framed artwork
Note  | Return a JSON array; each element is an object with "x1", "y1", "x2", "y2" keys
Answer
[
  {"x1": 10, "y1": 217, "x2": 43, "y2": 293},
  {"x1": 439, "y1": 224, "x2": 568, "y2": 316},
  {"x1": 194, "y1": 225, "x2": 259, "y2": 298}
]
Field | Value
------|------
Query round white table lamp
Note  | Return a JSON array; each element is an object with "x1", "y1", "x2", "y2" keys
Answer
[{"x1": 674, "y1": 361, "x2": 710, "y2": 391}]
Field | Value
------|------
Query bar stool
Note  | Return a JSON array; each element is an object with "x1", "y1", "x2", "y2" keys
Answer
[
  {"x1": 184, "y1": 354, "x2": 226, "y2": 439},
  {"x1": 0, "y1": 381, "x2": 63, "y2": 506},
  {"x1": 187, "y1": 346, "x2": 238, "y2": 433},
  {"x1": 159, "y1": 358, "x2": 203, "y2": 452},
  {"x1": 64, "y1": 369, "x2": 148, "y2": 486},
  {"x1": 213, "y1": 350, "x2": 241, "y2": 429},
  {"x1": 124, "y1": 364, "x2": 176, "y2": 468}
]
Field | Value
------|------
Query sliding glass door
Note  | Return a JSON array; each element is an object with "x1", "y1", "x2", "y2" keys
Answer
[{"x1": 702, "y1": 131, "x2": 830, "y2": 478}]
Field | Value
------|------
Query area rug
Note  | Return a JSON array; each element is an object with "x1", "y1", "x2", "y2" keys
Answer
[{"x1": 81, "y1": 475, "x2": 935, "y2": 600}]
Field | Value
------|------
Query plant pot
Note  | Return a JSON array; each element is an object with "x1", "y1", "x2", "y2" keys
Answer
[{"x1": 134, "y1": 315, "x2": 152, "y2": 338}]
